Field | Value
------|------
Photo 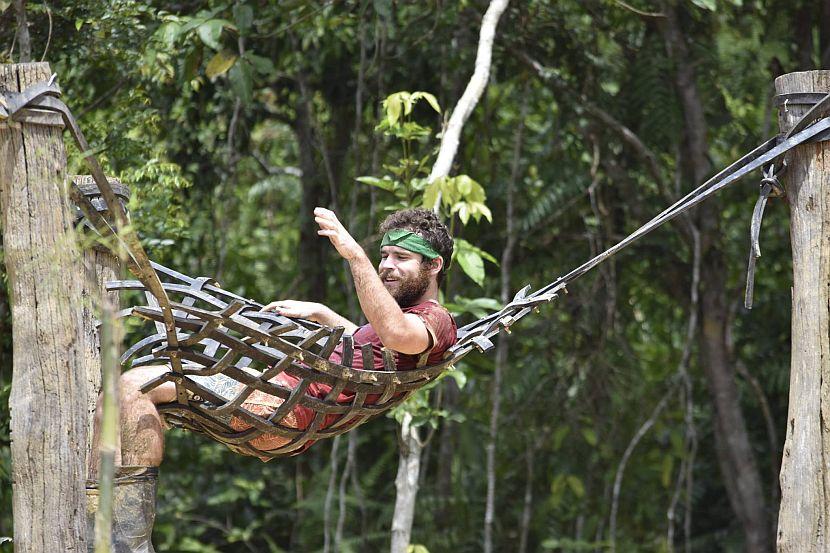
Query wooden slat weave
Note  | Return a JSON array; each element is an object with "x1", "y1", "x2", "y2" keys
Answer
[{"x1": 111, "y1": 263, "x2": 563, "y2": 459}]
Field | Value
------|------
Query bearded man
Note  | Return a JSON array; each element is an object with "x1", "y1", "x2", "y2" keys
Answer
[{"x1": 89, "y1": 208, "x2": 456, "y2": 552}]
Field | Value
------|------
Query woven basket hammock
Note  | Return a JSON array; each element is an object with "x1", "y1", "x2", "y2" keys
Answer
[{"x1": 111, "y1": 262, "x2": 563, "y2": 459}]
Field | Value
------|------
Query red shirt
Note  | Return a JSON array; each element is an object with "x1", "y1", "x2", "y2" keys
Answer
[
  {"x1": 250, "y1": 300, "x2": 457, "y2": 429},
  {"x1": 329, "y1": 299, "x2": 458, "y2": 370}
]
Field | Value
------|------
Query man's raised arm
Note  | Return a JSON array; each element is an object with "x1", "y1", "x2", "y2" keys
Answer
[{"x1": 313, "y1": 207, "x2": 431, "y2": 355}]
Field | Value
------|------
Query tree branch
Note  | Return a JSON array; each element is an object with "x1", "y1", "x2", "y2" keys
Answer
[
  {"x1": 429, "y1": 0, "x2": 511, "y2": 204},
  {"x1": 609, "y1": 387, "x2": 674, "y2": 553},
  {"x1": 613, "y1": 0, "x2": 665, "y2": 18},
  {"x1": 12, "y1": 0, "x2": 31, "y2": 62}
]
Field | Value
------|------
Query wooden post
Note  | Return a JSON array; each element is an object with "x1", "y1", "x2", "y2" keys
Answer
[
  {"x1": 775, "y1": 70, "x2": 830, "y2": 552},
  {"x1": 0, "y1": 63, "x2": 87, "y2": 551},
  {"x1": 72, "y1": 175, "x2": 127, "y2": 476}
]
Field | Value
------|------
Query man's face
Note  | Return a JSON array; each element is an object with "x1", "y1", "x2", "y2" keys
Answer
[{"x1": 378, "y1": 245, "x2": 433, "y2": 307}]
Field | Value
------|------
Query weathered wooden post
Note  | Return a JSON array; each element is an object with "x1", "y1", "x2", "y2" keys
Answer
[
  {"x1": 775, "y1": 70, "x2": 830, "y2": 552},
  {"x1": 73, "y1": 175, "x2": 128, "y2": 475},
  {"x1": 0, "y1": 63, "x2": 87, "y2": 551}
]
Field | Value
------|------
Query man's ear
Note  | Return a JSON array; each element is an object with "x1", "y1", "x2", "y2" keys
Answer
[{"x1": 428, "y1": 256, "x2": 444, "y2": 276}]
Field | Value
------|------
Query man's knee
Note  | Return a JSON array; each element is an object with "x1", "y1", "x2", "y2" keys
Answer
[{"x1": 120, "y1": 366, "x2": 175, "y2": 406}]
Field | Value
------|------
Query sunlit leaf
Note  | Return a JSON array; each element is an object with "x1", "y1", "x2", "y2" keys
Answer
[
  {"x1": 156, "y1": 21, "x2": 182, "y2": 45},
  {"x1": 581, "y1": 427, "x2": 598, "y2": 446},
  {"x1": 356, "y1": 176, "x2": 397, "y2": 191},
  {"x1": 690, "y1": 0, "x2": 717, "y2": 10},
  {"x1": 456, "y1": 174, "x2": 473, "y2": 196},
  {"x1": 457, "y1": 203, "x2": 469, "y2": 225},
  {"x1": 566, "y1": 475, "x2": 585, "y2": 498},
  {"x1": 447, "y1": 367, "x2": 467, "y2": 390},
  {"x1": 205, "y1": 50, "x2": 237, "y2": 78},
  {"x1": 402, "y1": 92, "x2": 414, "y2": 116},
  {"x1": 385, "y1": 93, "x2": 403, "y2": 126},
  {"x1": 413, "y1": 91, "x2": 441, "y2": 113},
  {"x1": 422, "y1": 181, "x2": 440, "y2": 211},
  {"x1": 456, "y1": 248, "x2": 484, "y2": 286}
]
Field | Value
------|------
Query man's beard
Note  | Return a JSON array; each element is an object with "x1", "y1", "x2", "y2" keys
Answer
[{"x1": 380, "y1": 264, "x2": 431, "y2": 307}]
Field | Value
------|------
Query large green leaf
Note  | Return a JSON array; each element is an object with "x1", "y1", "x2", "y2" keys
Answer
[
  {"x1": 197, "y1": 19, "x2": 224, "y2": 50},
  {"x1": 356, "y1": 176, "x2": 398, "y2": 192},
  {"x1": 205, "y1": 50, "x2": 237, "y2": 78},
  {"x1": 229, "y1": 61, "x2": 253, "y2": 104},
  {"x1": 233, "y1": 4, "x2": 254, "y2": 34},
  {"x1": 384, "y1": 93, "x2": 403, "y2": 126},
  {"x1": 454, "y1": 238, "x2": 486, "y2": 286}
]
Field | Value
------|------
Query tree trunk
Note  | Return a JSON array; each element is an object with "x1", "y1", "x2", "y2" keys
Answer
[
  {"x1": 390, "y1": 411, "x2": 422, "y2": 553},
  {"x1": 821, "y1": 0, "x2": 830, "y2": 68},
  {"x1": 517, "y1": 441, "x2": 535, "y2": 553},
  {"x1": 658, "y1": 4, "x2": 771, "y2": 551},
  {"x1": 323, "y1": 435, "x2": 341, "y2": 553},
  {"x1": 774, "y1": 70, "x2": 830, "y2": 553},
  {"x1": 435, "y1": 378, "x2": 459, "y2": 530},
  {"x1": 427, "y1": 0, "x2": 511, "y2": 190},
  {"x1": 484, "y1": 83, "x2": 526, "y2": 553},
  {"x1": 794, "y1": 3, "x2": 815, "y2": 71},
  {"x1": 12, "y1": 0, "x2": 31, "y2": 63},
  {"x1": 294, "y1": 90, "x2": 328, "y2": 302},
  {"x1": 0, "y1": 63, "x2": 87, "y2": 552}
]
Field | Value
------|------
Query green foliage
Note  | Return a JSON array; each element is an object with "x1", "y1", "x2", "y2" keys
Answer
[
  {"x1": 452, "y1": 237, "x2": 498, "y2": 287},
  {"x1": 443, "y1": 295, "x2": 502, "y2": 318},
  {"x1": 423, "y1": 174, "x2": 493, "y2": 225},
  {"x1": 359, "y1": 90, "x2": 443, "y2": 206},
  {"x1": 363, "y1": 91, "x2": 498, "y2": 287}
]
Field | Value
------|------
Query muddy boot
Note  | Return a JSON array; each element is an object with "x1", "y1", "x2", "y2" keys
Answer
[{"x1": 86, "y1": 466, "x2": 158, "y2": 553}]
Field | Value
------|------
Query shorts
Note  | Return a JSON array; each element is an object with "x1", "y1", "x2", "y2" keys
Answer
[{"x1": 188, "y1": 371, "x2": 313, "y2": 460}]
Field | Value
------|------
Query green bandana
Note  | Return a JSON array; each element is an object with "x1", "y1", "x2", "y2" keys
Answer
[{"x1": 380, "y1": 229, "x2": 441, "y2": 260}]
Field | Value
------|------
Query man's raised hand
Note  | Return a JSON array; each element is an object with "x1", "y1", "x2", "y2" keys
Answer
[{"x1": 314, "y1": 207, "x2": 365, "y2": 261}]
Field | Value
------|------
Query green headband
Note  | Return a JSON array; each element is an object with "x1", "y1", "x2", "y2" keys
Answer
[{"x1": 380, "y1": 229, "x2": 441, "y2": 260}]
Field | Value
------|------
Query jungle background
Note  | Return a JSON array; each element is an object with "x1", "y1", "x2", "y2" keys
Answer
[{"x1": 0, "y1": 0, "x2": 826, "y2": 551}]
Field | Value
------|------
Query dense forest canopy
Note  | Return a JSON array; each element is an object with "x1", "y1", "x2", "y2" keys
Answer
[{"x1": 1, "y1": 0, "x2": 827, "y2": 551}]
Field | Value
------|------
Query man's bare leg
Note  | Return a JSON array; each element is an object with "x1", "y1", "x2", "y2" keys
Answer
[
  {"x1": 118, "y1": 367, "x2": 175, "y2": 467},
  {"x1": 89, "y1": 366, "x2": 175, "y2": 477},
  {"x1": 87, "y1": 366, "x2": 174, "y2": 553}
]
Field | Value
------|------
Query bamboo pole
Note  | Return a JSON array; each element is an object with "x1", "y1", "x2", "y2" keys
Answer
[
  {"x1": 0, "y1": 63, "x2": 87, "y2": 551},
  {"x1": 775, "y1": 70, "x2": 830, "y2": 553},
  {"x1": 94, "y1": 301, "x2": 120, "y2": 553}
]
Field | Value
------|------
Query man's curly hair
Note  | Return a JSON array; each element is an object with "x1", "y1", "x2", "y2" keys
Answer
[{"x1": 379, "y1": 208, "x2": 454, "y2": 284}]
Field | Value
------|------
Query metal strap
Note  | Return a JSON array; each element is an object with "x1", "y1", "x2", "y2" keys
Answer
[
  {"x1": 744, "y1": 163, "x2": 785, "y2": 309},
  {"x1": 774, "y1": 92, "x2": 828, "y2": 108}
]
